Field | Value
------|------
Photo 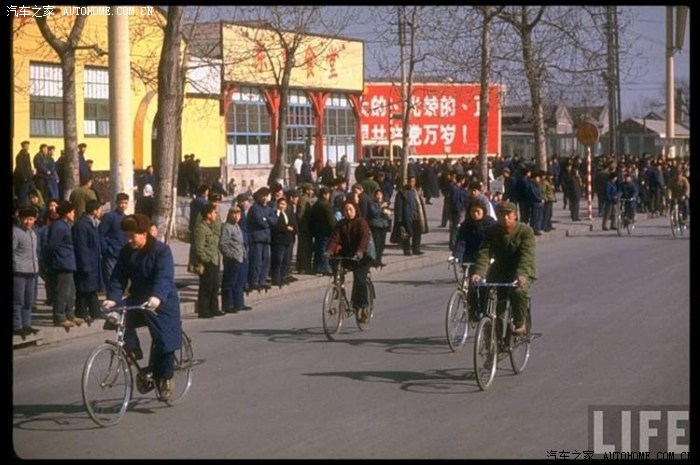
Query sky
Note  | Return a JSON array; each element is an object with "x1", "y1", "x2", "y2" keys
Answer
[{"x1": 338, "y1": 6, "x2": 690, "y2": 120}]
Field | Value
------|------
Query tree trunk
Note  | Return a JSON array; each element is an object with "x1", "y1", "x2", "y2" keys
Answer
[
  {"x1": 155, "y1": 6, "x2": 185, "y2": 243},
  {"x1": 478, "y1": 10, "x2": 491, "y2": 187},
  {"x1": 521, "y1": 30, "x2": 547, "y2": 171},
  {"x1": 60, "y1": 50, "x2": 80, "y2": 199}
]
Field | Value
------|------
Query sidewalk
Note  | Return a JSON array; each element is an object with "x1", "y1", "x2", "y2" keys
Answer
[{"x1": 13, "y1": 197, "x2": 595, "y2": 350}]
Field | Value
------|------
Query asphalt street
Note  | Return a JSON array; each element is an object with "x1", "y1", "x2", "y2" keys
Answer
[{"x1": 11, "y1": 201, "x2": 689, "y2": 459}]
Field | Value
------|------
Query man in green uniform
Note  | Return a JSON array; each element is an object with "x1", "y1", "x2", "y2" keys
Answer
[{"x1": 471, "y1": 201, "x2": 536, "y2": 334}]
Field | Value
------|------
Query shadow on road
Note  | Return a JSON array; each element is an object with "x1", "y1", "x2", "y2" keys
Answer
[{"x1": 203, "y1": 328, "x2": 454, "y2": 355}]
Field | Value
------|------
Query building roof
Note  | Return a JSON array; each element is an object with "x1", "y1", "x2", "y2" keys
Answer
[
  {"x1": 184, "y1": 22, "x2": 222, "y2": 59},
  {"x1": 567, "y1": 105, "x2": 607, "y2": 125},
  {"x1": 619, "y1": 118, "x2": 690, "y2": 137}
]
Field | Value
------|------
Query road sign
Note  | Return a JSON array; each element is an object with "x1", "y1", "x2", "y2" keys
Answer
[
  {"x1": 655, "y1": 137, "x2": 686, "y2": 147},
  {"x1": 577, "y1": 122, "x2": 600, "y2": 146}
]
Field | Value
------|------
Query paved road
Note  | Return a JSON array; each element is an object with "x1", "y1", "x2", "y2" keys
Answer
[{"x1": 11, "y1": 207, "x2": 689, "y2": 459}]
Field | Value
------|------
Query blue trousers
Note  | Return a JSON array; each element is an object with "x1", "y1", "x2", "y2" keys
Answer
[
  {"x1": 248, "y1": 242, "x2": 271, "y2": 288},
  {"x1": 13, "y1": 273, "x2": 37, "y2": 330},
  {"x1": 222, "y1": 258, "x2": 248, "y2": 310}
]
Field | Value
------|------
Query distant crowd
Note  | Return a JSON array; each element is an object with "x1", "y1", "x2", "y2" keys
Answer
[{"x1": 13, "y1": 139, "x2": 690, "y2": 336}]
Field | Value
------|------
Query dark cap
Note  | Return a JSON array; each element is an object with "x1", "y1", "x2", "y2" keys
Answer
[
  {"x1": 495, "y1": 201, "x2": 517, "y2": 214},
  {"x1": 115, "y1": 192, "x2": 130, "y2": 202},
  {"x1": 121, "y1": 213, "x2": 150, "y2": 233},
  {"x1": 85, "y1": 199, "x2": 102, "y2": 214},
  {"x1": 208, "y1": 192, "x2": 223, "y2": 202},
  {"x1": 18, "y1": 206, "x2": 38, "y2": 218},
  {"x1": 78, "y1": 143, "x2": 87, "y2": 149},
  {"x1": 300, "y1": 183, "x2": 314, "y2": 191},
  {"x1": 57, "y1": 200, "x2": 74, "y2": 216}
]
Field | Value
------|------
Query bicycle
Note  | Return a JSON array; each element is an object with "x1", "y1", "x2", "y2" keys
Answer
[
  {"x1": 445, "y1": 258, "x2": 478, "y2": 352},
  {"x1": 472, "y1": 279, "x2": 532, "y2": 391},
  {"x1": 81, "y1": 303, "x2": 194, "y2": 427},
  {"x1": 668, "y1": 197, "x2": 688, "y2": 238},
  {"x1": 322, "y1": 256, "x2": 376, "y2": 341},
  {"x1": 616, "y1": 198, "x2": 635, "y2": 236}
]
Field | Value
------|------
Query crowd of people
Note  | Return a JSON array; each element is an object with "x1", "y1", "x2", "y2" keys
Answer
[{"x1": 13, "y1": 142, "x2": 691, "y2": 338}]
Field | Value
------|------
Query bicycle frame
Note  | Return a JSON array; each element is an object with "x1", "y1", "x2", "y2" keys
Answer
[
  {"x1": 475, "y1": 280, "x2": 518, "y2": 345},
  {"x1": 322, "y1": 256, "x2": 375, "y2": 340}
]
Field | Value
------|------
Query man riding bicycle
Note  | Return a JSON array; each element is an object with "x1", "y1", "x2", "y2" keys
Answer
[
  {"x1": 620, "y1": 173, "x2": 639, "y2": 226},
  {"x1": 102, "y1": 213, "x2": 182, "y2": 402},
  {"x1": 325, "y1": 201, "x2": 373, "y2": 323},
  {"x1": 667, "y1": 168, "x2": 690, "y2": 223},
  {"x1": 471, "y1": 201, "x2": 537, "y2": 335}
]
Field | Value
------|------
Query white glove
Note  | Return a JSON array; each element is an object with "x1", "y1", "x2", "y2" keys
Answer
[
  {"x1": 145, "y1": 296, "x2": 161, "y2": 311},
  {"x1": 447, "y1": 256, "x2": 456, "y2": 263},
  {"x1": 101, "y1": 300, "x2": 117, "y2": 310}
]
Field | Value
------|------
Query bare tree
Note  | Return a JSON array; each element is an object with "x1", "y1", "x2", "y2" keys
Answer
[
  {"x1": 498, "y1": 6, "x2": 549, "y2": 171},
  {"x1": 34, "y1": 16, "x2": 106, "y2": 199},
  {"x1": 153, "y1": 6, "x2": 185, "y2": 243}
]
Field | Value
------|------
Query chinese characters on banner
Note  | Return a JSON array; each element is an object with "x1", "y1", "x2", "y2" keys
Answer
[{"x1": 360, "y1": 83, "x2": 501, "y2": 157}]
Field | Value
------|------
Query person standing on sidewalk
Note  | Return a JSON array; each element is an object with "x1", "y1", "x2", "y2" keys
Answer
[
  {"x1": 99, "y1": 192, "x2": 129, "y2": 290},
  {"x1": 13, "y1": 206, "x2": 41, "y2": 338},
  {"x1": 194, "y1": 203, "x2": 223, "y2": 318},
  {"x1": 46, "y1": 200, "x2": 85, "y2": 329},
  {"x1": 72, "y1": 199, "x2": 104, "y2": 323},
  {"x1": 394, "y1": 175, "x2": 428, "y2": 256},
  {"x1": 219, "y1": 206, "x2": 251, "y2": 313}
]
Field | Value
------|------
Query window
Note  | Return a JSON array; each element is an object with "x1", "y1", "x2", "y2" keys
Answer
[
  {"x1": 29, "y1": 63, "x2": 63, "y2": 136},
  {"x1": 323, "y1": 93, "x2": 356, "y2": 163},
  {"x1": 226, "y1": 87, "x2": 271, "y2": 165},
  {"x1": 84, "y1": 67, "x2": 110, "y2": 136}
]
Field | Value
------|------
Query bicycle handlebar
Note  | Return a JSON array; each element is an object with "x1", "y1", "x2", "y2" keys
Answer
[
  {"x1": 101, "y1": 302, "x2": 149, "y2": 314},
  {"x1": 472, "y1": 279, "x2": 519, "y2": 288},
  {"x1": 447, "y1": 257, "x2": 475, "y2": 268}
]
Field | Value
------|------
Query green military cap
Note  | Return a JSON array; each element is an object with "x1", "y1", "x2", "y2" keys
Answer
[{"x1": 495, "y1": 201, "x2": 517, "y2": 214}]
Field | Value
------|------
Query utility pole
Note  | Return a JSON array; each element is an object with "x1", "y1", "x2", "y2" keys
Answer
[{"x1": 605, "y1": 6, "x2": 618, "y2": 162}]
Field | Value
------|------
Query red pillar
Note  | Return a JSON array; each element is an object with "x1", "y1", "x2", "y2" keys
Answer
[
  {"x1": 261, "y1": 88, "x2": 280, "y2": 164},
  {"x1": 308, "y1": 91, "x2": 329, "y2": 164},
  {"x1": 348, "y1": 94, "x2": 363, "y2": 161}
]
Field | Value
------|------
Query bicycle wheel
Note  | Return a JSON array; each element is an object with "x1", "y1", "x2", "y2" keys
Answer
[
  {"x1": 165, "y1": 330, "x2": 194, "y2": 406},
  {"x1": 509, "y1": 308, "x2": 532, "y2": 374},
  {"x1": 615, "y1": 209, "x2": 622, "y2": 236},
  {"x1": 355, "y1": 278, "x2": 375, "y2": 331},
  {"x1": 670, "y1": 205, "x2": 679, "y2": 238},
  {"x1": 626, "y1": 215, "x2": 633, "y2": 235},
  {"x1": 445, "y1": 290, "x2": 469, "y2": 352},
  {"x1": 473, "y1": 318, "x2": 497, "y2": 391},
  {"x1": 82, "y1": 343, "x2": 132, "y2": 427},
  {"x1": 322, "y1": 283, "x2": 343, "y2": 340}
]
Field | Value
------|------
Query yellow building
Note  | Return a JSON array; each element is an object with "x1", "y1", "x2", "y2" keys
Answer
[{"x1": 11, "y1": 6, "x2": 223, "y2": 174}]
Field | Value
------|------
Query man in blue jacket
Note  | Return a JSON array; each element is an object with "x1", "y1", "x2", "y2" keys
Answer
[
  {"x1": 102, "y1": 213, "x2": 182, "y2": 402},
  {"x1": 73, "y1": 199, "x2": 103, "y2": 322},
  {"x1": 99, "y1": 192, "x2": 129, "y2": 290}
]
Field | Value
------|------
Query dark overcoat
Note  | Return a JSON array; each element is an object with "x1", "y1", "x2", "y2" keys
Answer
[
  {"x1": 107, "y1": 236, "x2": 182, "y2": 352},
  {"x1": 72, "y1": 213, "x2": 103, "y2": 292}
]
